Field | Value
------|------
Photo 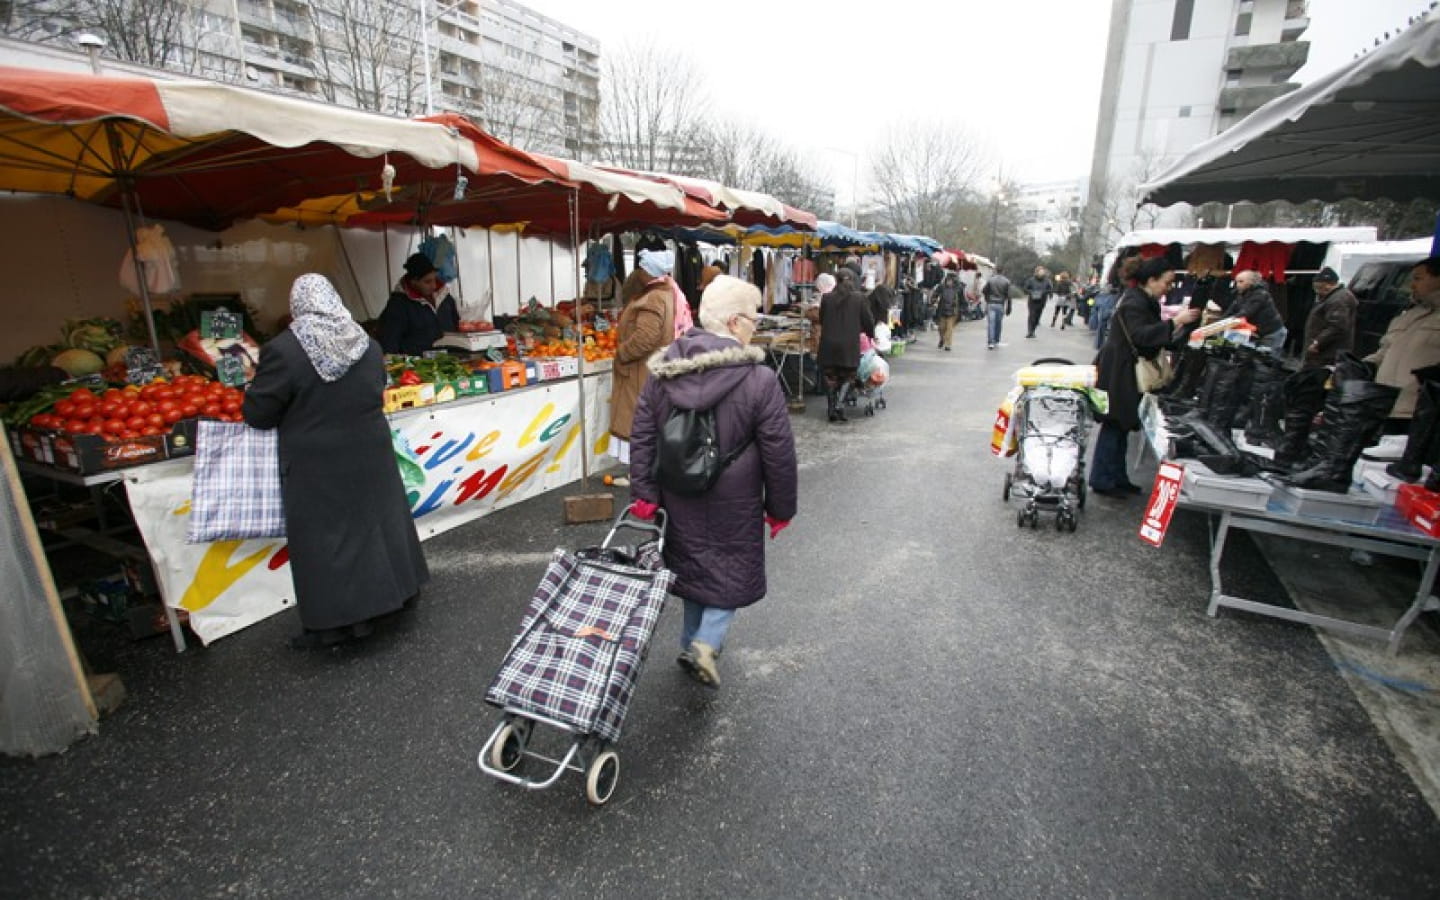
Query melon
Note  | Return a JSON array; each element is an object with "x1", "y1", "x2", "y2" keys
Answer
[{"x1": 51, "y1": 348, "x2": 105, "y2": 377}]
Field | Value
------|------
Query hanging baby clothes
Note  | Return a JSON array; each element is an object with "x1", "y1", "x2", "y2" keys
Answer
[
  {"x1": 120, "y1": 223, "x2": 181, "y2": 295},
  {"x1": 1234, "y1": 242, "x2": 1294, "y2": 282},
  {"x1": 419, "y1": 233, "x2": 459, "y2": 283}
]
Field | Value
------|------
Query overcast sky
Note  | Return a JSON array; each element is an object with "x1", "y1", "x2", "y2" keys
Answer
[{"x1": 525, "y1": 0, "x2": 1432, "y2": 200}]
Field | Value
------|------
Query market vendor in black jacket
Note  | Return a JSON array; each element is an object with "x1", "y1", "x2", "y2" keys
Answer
[
  {"x1": 378, "y1": 252, "x2": 460, "y2": 356},
  {"x1": 1224, "y1": 269, "x2": 1286, "y2": 353}
]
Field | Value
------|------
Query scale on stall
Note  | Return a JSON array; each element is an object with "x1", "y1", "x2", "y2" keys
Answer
[{"x1": 433, "y1": 330, "x2": 509, "y2": 353}]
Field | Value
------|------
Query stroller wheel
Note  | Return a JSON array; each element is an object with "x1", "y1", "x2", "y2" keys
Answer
[
  {"x1": 1002, "y1": 472, "x2": 1013, "y2": 502},
  {"x1": 585, "y1": 749, "x2": 620, "y2": 806},
  {"x1": 1016, "y1": 507, "x2": 1027, "y2": 528},
  {"x1": 1077, "y1": 482, "x2": 1087, "y2": 511},
  {"x1": 864, "y1": 403, "x2": 874, "y2": 416},
  {"x1": 1057, "y1": 512, "x2": 1077, "y2": 533},
  {"x1": 877, "y1": 398, "x2": 887, "y2": 409}
]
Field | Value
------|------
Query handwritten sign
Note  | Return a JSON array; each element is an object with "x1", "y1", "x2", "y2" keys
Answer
[
  {"x1": 201, "y1": 309, "x2": 242, "y2": 340},
  {"x1": 1139, "y1": 462, "x2": 1185, "y2": 547},
  {"x1": 124, "y1": 347, "x2": 165, "y2": 386},
  {"x1": 215, "y1": 355, "x2": 247, "y2": 387}
]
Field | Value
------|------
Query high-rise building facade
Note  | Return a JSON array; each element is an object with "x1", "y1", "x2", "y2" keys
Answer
[
  {"x1": 1087, "y1": 0, "x2": 1310, "y2": 230},
  {"x1": 1014, "y1": 179, "x2": 1089, "y2": 252},
  {"x1": 3, "y1": 0, "x2": 600, "y2": 158}
]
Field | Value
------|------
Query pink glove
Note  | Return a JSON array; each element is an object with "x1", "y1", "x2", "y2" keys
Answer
[
  {"x1": 630, "y1": 499, "x2": 658, "y2": 521},
  {"x1": 764, "y1": 514, "x2": 790, "y2": 539}
]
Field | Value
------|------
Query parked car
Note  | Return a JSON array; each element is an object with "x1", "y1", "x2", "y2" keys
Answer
[{"x1": 1351, "y1": 259, "x2": 1422, "y2": 358}]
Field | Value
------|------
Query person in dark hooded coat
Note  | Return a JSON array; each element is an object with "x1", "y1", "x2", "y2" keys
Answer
[
  {"x1": 1090, "y1": 258, "x2": 1199, "y2": 497},
  {"x1": 627, "y1": 275, "x2": 799, "y2": 688},
  {"x1": 817, "y1": 263, "x2": 875, "y2": 423},
  {"x1": 243, "y1": 274, "x2": 429, "y2": 647}
]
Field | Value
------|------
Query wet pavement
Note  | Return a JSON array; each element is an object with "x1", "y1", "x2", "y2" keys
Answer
[{"x1": 4, "y1": 313, "x2": 1440, "y2": 899}]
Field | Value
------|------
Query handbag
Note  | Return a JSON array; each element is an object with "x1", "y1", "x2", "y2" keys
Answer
[
  {"x1": 186, "y1": 420, "x2": 286, "y2": 543},
  {"x1": 1116, "y1": 300, "x2": 1174, "y2": 393}
]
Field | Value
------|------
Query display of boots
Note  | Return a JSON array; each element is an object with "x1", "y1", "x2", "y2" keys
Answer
[
  {"x1": 1274, "y1": 367, "x2": 1329, "y2": 469},
  {"x1": 1385, "y1": 367, "x2": 1440, "y2": 482},
  {"x1": 1280, "y1": 379, "x2": 1400, "y2": 493},
  {"x1": 1243, "y1": 354, "x2": 1289, "y2": 448}
]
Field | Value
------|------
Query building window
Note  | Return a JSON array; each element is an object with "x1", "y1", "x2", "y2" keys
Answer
[
  {"x1": 1170, "y1": 0, "x2": 1194, "y2": 41},
  {"x1": 1225, "y1": 68, "x2": 1242, "y2": 86},
  {"x1": 1235, "y1": 13, "x2": 1252, "y2": 36},
  {"x1": 1178, "y1": 105, "x2": 1192, "y2": 117}
]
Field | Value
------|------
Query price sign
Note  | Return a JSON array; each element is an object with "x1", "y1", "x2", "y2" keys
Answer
[
  {"x1": 201, "y1": 309, "x2": 242, "y2": 340},
  {"x1": 124, "y1": 347, "x2": 165, "y2": 386},
  {"x1": 215, "y1": 355, "x2": 247, "y2": 387},
  {"x1": 593, "y1": 314, "x2": 611, "y2": 333},
  {"x1": 1139, "y1": 462, "x2": 1185, "y2": 548}
]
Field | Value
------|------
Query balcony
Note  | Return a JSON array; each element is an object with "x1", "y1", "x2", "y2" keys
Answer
[
  {"x1": 1219, "y1": 82, "x2": 1300, "y2": 115},
  {"x1": 1225, "y1": 40, "x2": 1309, "y2": 74}
]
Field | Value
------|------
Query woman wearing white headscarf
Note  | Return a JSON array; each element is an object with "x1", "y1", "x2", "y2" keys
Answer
[{"x1": 244, "y1": 274, "x2": 429, "y2": 648}]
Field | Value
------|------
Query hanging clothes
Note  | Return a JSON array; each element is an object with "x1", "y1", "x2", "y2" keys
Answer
[
  {"x1": 751, "y1": 249, "x2": 767, "y2": 290},
  {"x1": 1233, "y1": 242, "x2": 1294, "y2": 282},
  {"x1": 792, "y1": 256, "x2": 816, "y2": 285},
  {"x1": 585, "y1": 241, "x2": 615, "y2": 284},
  {"x1": 1185, "y1": 243, "x2": 1226, "y2": 277},
  {"x1": 884, "y1": 252, "x2": 898, "y2": 289}
]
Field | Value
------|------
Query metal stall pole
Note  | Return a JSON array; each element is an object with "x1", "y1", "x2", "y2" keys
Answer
[
  {"x1": 484, "y1": 228, "x2": 495, "y2": 319},
  {"x1": 516, "y1": 229, "x2": 523, "y2": 310},
  {"x1": 562, "y1": 189, "x2": 612, "y2": 523},
  {"x1": 105, "y1": 126, "x2": 161, "y2": 355}
]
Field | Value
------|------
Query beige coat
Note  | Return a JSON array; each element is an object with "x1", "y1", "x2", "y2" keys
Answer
[
  {"x1": 1366, "y1": 298, "x2": 1440, "y2": 418},
  {"x1": 610, "y1": 280, "x2": 674, "y2": 440}
]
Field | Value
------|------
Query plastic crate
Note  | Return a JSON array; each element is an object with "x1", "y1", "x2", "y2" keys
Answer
[
  {"x1": 1271, "y1": 483, "x2": 1383, "y2": 524},
  {"x1": 1182, "y1": 466, "x2": 1273, "y2": 511}
]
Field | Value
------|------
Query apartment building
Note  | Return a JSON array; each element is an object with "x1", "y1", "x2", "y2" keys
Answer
[
  {"x1": 4, "y1": 0, "x2": 600, "y2": 158},
  {"x1": 1014, "y1": 178, "x2": 1089, "y2": 252},
  {"x1": 1087, "y1": 0, "x2": 1311, "y2": 229}
]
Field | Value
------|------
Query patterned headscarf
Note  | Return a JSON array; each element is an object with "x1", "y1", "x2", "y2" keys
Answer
[{"x1": 288, "y1": 274, "x2": 370, "y2": 382}]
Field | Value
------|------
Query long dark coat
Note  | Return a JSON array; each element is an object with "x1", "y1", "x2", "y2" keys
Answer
[
  {"x1": 1094, "y1": 287, "x2": 1178, "y2": 432},
  {"x1": 1303, "y1": 286, "x2": 1357, "y2": 366},
  {"x1": 817, "y1": 279, "x2": 875, "y2": 369},
  {"x1": 242, "y1": 331, "x2": 428, "y2": 630},
  {"x1": 629, "y1": 330, "x2": 798, "y2": 610},
  {"x1": 378, "y1": 290, "x2": 459, "y2": 356}
]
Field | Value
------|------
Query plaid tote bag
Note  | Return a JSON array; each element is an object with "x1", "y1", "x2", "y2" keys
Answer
[{"x1": 186, "y1": 420, "x2": 285, "y2": 543}]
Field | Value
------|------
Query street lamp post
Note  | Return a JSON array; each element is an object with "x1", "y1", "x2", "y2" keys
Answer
[
  {"x1": 418, "y1": 0, "x2": 470, "y2": 115},
  {"x1": 990, "y1": 191, "x2": 1005, "y2": 259}
]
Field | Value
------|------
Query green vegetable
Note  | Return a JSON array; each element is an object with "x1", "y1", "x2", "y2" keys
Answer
[{"x1": 1, "y1": 382, "x2": 88, "y2": 426}]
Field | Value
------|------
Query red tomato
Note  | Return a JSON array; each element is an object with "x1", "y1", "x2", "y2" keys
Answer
[
  {"x1": 69, "y1": 387, "x2": 96, "y2": 404},
  {"x1": 139, "y1": 385, "x2": 162, "y2": 401},
  {"x1": 154, "y1": 386, "x2": 175, "y2": 401},
  {"x1": 142, "y1": 425, "x2": 165, "y2": 436},
  {"x1": 71, "y1": 403, "x2": 97, "y2": 420},
  {"x1": 162, "y1": 408, "x2": 184, "y2": 425},
  {"x1": 157, "y1": 399, "x2": 177, "y2": 413},
  {"x1": 68, "y1": 420, "x2": 93, "y2": 434},
  {"x1": 53, "y1": 399, "x2": 76, "y2": 418},
  {"x1": 180, "y1": 403, "x2": 200, "y2": 418},
  {"x1": 119, "y1": 429, "x2": 138, "y2": 439},
  {"x1": 202, "y1": 402, "x2": 223, "y2": 418},
  {"x1": 102, "y1": 388, "x2": 125, "y2": 403},
  {"x1": 130, "y1": 401, "x2": 153, "y2": 417},
  {"x1": 98, "y1": 401, "x2": 122, "y2": 418},
  {"x1": 125, "y1": 415, "x2": 147, "y2": 432},
  {"x1": 104, "y1": 418, "x2": 127, "y2": 435},
  {"x1": 144, "y1": 413, "x2": 164, "y2": 427}
]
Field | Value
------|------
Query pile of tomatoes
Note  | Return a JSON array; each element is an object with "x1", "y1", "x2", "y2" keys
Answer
[{"x1": 26, "y1": 376, "x2": 245, "y2": 440}]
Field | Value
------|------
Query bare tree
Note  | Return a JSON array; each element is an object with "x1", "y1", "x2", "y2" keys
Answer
[
  {"x1": 25, "y1": 0, "x2": 191, "y2": 68},
  {"x1": 0, "y1": 0, "x2": 85, "y2": 38},
  {"x1": 868, "y1": 121, "x2": 987, "y2": 239},
  {"x1": 476, "y1": 59, "x2": 564, "y2": 154},
  {"x1": 305, "y1": 0, "x2": 422, "y2": 115},
  {"x1": 597, "y1": 39, "x2": 711, "y2": 175}
]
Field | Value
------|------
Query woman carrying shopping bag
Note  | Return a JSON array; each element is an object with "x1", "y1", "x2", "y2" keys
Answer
[{"x1": 243, "y1": 274, "x2": 429, "y2": 648}]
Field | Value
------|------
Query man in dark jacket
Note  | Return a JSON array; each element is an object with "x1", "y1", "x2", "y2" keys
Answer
[
  {"x1": 627, "y1": 275, "x2": 798, "y2": 689},
  {"x1": 1303, "y1": 267, "x2": 1357, "y2": 367},
  {"x1": 378, "y1": 252, "x2": 460, "y2": 355},
  {"x1": 1226, "y1": 269, "x2": 1286, "y2": 353},
  {"x1": 932, "y1": 273, "x2": 962, "y2": 351},
  {"x1": 982, "y1": 267, "x2": 1013, "y2": 349},
  {"x1": 817, "y1": 264, "x2": 876, "y2": 423},
  {"x1": 1022, "y1": 266, "x2": 1052, "y2": 338}
]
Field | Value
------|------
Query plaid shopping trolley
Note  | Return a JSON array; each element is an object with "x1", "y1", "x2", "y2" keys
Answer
[{"x1": 478, "y1": 509, "x2": 672, "y2": 806}]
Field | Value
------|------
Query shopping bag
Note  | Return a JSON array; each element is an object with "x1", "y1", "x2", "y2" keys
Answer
[
  {"x1": 186, "y1": 420, "x2": 285, "y2": 543},
  {"x1": 990, "y1": 385, "x2": 1023, "y2": 457}
]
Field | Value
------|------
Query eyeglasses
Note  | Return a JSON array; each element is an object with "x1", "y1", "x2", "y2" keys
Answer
[{"x1": 733, "y1": 314, "x2": 757, "y2": 326}]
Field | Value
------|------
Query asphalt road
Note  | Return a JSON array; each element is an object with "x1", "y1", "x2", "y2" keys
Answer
[{"x1": 4, "y1": 314, "x2": 1440, "y2": 899}]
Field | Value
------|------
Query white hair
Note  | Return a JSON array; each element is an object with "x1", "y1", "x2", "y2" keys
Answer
[
  {"x1": 698, "y1": 274, "x2": 760, "y2": 336},
  {"x1": 1236, "y1": 269, "x2": 1260, "y2": 288}
]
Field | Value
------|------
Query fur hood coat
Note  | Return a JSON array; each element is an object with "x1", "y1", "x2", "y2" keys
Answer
[{"x1": 628, "y1": 329, "x2": 798, "y2": 609}]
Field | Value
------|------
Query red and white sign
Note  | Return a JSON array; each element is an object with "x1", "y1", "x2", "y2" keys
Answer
[{"x1": 1139, "y1": 462, "x2": 1185, "y2": 547}]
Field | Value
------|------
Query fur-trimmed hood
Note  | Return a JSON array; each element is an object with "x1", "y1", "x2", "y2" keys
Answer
[{"x1": 646, "y1": 328, "x2": 765, "y2": 410}]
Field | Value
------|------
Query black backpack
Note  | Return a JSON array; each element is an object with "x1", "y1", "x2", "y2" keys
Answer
[{"x1": 653, "y1": 401, "x2": 752, "y2": 496}]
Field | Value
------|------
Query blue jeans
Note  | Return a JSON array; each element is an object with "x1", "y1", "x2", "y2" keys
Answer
[
  {"x1": 1089, "y1": 420, "x2": 1132, "y2": 490},
  {"x1": 1092, "y1": 294, "x2": 1116, "y2": 350},
  {"x1": 1259, "y1": 326, "x2": 1287, "y2": 353},
  {"x1": 986, "y1": 303, "x2": 1005, "y2": 345},
  {"x1": 681, "y1": 600, "x2": 735, "y2": 651}
]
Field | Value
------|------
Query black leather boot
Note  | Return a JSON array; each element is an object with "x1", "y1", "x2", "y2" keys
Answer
[
  {"x1": 1274, "y1": 368, "x2": 1330, "y2": 469},
  {"x1": 1243, "y1": 355, "x2": 1288, "y2": 447},
  {"x1": 1283, "y1": 380, "x2": 1401, "y2": 493},
  {"x1": 1386, "y1": 370, "x2": 1440, "y2": 482}
]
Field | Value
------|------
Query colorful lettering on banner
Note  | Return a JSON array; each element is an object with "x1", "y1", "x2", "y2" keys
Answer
[
  {"x1": 122, "y1": 375, "x2": 615, "y2": 645},
  {"x1": 1139, "y1": 462, "x2": 1185, "y2": 547}
]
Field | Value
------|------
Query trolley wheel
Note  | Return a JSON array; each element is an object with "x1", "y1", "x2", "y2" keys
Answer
[
  {"x1": 585, "y1": 750, "x2": 620, "y2": 806},
  {"x1": 1002, "y1": 472, "x2": 1013, "y2": 502},
  {"x1": 1057, "y1": 512, "x2": 1077, "y2": 533},
  {"x1": 490, "y1": 722, "x2": 526, "y2": 772},
  {"x1": 1016, "y1": 507, "x2": 1027, "y2": 528},
  {"x1": 864, "y1": 404, "x2": 875, "y2": 417},
  {"x1": 877, "y1": 398, "x2": 887, "y2": 409},
  {"x1": 1028, "y1": 509, "x2": 1041, "y2": 530},
  {"x1": 1077, "y1": 481, "x2": 1087, "y2": 511}
]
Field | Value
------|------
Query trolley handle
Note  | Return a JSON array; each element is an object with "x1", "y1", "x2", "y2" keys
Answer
[{"x1": 602, "y1": 507, "x2": 667, "y2": 553}]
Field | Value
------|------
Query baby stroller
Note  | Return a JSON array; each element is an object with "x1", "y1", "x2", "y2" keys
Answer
[
  {"x1": 847, "y1": 347, "x2": 890, "y2": 416},
  {"x1": 478, "y1": 510, "x2": 673, "y2": 806},
  {"x1": 1000, "y1": 358, "x2": 1096, "y2": 532}
]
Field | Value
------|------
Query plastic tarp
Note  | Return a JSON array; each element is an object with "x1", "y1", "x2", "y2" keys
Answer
[{"x1": 1140, "y1": 9, "x2": 1440, "y2": 205}]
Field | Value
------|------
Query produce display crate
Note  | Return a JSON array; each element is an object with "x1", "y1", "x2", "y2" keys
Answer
[
  {"x1": 528, "y1": 356, "x2": 580, "y2": 381},
  {"x1": 433, "y1": 376, "x2": 488, "y2": 404},
  {"x1": 8, "y1": 425, "x2": 56, "y2": 466},
  {"x1": 1271, "y1": 483, "x2": 1383, "y2": 525},
  {"x1": 47, "y1": 418, "x2": 199, "y2": 474},
  {"x1": 485, "y1": 361, "x2": 528, "y2": 393},
  {"x1": 382, "y1": 383, "x2": 436, "y2": 414}
]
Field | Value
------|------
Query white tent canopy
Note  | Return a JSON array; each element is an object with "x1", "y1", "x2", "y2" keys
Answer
[
  {"x1": 1140, "y1": 9, "x2": 1440, "y2": 207},
  {"x1": 1115, "y1": 226, "x2": 1377, "y2": 249}
]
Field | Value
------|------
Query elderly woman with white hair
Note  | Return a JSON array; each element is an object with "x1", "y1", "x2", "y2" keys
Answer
[{"x1": 626, "y1": 275, "x2": 799, "y2": 689}]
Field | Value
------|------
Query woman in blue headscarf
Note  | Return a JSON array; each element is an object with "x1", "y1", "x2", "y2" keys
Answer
[{"x1": 244, "y1": 274, "x2": 429, "y2": 648}]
